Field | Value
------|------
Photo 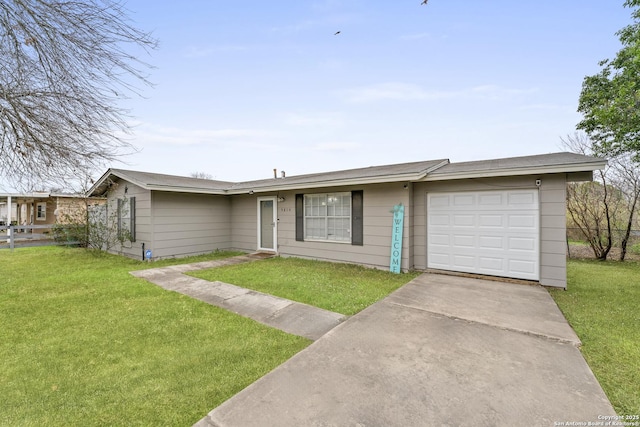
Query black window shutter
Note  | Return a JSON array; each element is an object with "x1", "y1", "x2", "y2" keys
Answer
[
  {"x1": 295, "y1": 194, "x2": 304, "y2": 241},
  {"x1": 129, "y1": 197, "x2": 136, "y2": 242},
  {"x1": 351, "y1": 190, "x2": 363, "y2": 246},
  {"x1": 117, "y1": 198, "x2": 122, "y2": 237}
]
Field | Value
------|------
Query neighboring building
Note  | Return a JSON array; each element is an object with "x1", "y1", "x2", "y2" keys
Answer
[
  {"x1": 0, "y1": 192, "x2": 104, "y2": 230},
  {"x1": 87, "y1": 152, "x2": 606, "y2": 288}
]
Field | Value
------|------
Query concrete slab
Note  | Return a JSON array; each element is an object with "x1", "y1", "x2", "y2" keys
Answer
[
  {"x1": 388, "y1": 273, "x2": 582, "y2": 346},
  {"x1": 129, "y1": 255, "x2": 345, "y2": 341},
  {"x1": 264, "y1": 303, "x2": 346, "y2": 340},
  {"x1": 221, "y1": 289, "x2": 293, "y2": 320},
  {"x1": 197, "y1": 273, "x2": 615, "y2": 427}
]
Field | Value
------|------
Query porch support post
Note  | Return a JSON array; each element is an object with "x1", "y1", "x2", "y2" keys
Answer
[
  {"x1": 6, "y1": 195, "x2": 11, "y2": 237},
  {"x1": 7, "y1": 195, "x2": 12, "y2": 244}
]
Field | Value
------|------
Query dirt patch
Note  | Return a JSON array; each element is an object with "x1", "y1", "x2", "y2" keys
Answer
[{"x1": 567, "y1": 244, "x2": 640, "y2": 261}]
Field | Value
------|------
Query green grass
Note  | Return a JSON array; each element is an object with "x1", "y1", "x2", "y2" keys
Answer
[
  {"x1": 0, "y1": 247, "x2": 310, "y2": 426},
  {"x1": 189, "y1": 256, "x2": 421, "y2": 315},
  {"x1": 549, "y1": 260, "x2": 640, "y2": 416}
]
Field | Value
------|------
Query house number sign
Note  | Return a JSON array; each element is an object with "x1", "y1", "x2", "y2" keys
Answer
[{"x1": 389, "y1": 203, "x2": 404, "y2": 274}]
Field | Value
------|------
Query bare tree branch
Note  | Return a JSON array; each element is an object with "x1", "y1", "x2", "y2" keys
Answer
[{"x1": 0, "y1": 0, "x2": 156, "y2": 190}]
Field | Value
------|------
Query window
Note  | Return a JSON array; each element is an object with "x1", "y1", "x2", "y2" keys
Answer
[
  {"x1": 296, "y1": 191, "x2": 363, "y2": 245},
  {"x1": 303, "y1": 192, "x2": 352, "y2": 242},
  {"x1": 36, "y1": 203, "x2": 46, "y2": 220},
  {"x1": 117, "y1": 197, "x2": 136, "y2": 242}
]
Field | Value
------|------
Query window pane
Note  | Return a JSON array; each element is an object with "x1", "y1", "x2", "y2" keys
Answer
[{"x1": 304, "y1": 192, "x2": 351, "y2": 242}]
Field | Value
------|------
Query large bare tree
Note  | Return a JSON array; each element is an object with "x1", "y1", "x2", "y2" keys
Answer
[
  {"x1": 609, "y1": 154, "x2": 640, "y2": 260},
  {"x1": 563, "y1": 132, "x2": 640, "y2": 260},
  {"x1": 0, "y1": 0, "x2": 156, "y2": 190}
]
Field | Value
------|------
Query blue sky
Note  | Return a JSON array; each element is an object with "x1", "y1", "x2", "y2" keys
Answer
[{"x1": 111, "y1": 0, "x2": 630, "y2": 182}]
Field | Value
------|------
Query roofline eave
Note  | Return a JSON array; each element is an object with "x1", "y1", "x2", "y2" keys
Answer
[{"x1": 422, "y1": 161, "x2": 608, "y2": 182}]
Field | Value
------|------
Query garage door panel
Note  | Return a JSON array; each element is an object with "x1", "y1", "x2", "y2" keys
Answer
[
  {"x1": 508, "y1": 236, "x2": 536, "y2": 251},
  {"x1": 478, "y1": 214, "x2": 504, "y2": 227},
  {"x1": 453, "y1": 254, "x2": 475, "y2": 268},
  {"x1": 478, "y1": 235, "x2": 503, "y2": 249},
  {"x1": 429, "y1": 214, "x2": 450, "y2": 226},
  {"x1": 429, "y1": 252, "x2": 451, "y2": 267},
  {"x1": 453, "y1": 234, "x2": 475, "y2": 247},
  {"x1": 478, "y1": 256, "x2": 505, "y2": 272},
  {"x1": 508, "y1": 192, "x2": 536, "y2": 206},
  {"x1": 453, "y1": 215, "x2": 475, "y2": 226},
  {"x1": 428, "y1": 190, "x2": 539, "y2": 281},
  {"x1": 508, "y1": 214, "x2": 536, "y2": 229},
  {"x1": 478, "y1": 193, "x2": 503, "y2": 206},
  {"x1": 453, "y1": 194, "x2": 475, "y2": 207},
  {"x1": 509, "y1": 260, "x2": 537, "y2": 276},
  {"x1": 430, "y1": 233, "x2": 450, "y2": 245},
  {"x1": 430, "y1": 195, "x2": 450, "y2": 207}
]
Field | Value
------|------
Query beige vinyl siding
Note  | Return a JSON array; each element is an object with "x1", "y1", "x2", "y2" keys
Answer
[
  {"x1": 538, "y1": 175, "x2": 567, "y2": 287},
  {"x1": 413, "y1": 173, "x2": 568, "y2": 288},
  {"x1": 230, "y1": 195, "x2": 259, "y2": 252},
  {"x1": 151, "y1": 192, "x2": 231, "y2": 258},
  {"x1": 276, "y1": 183, "x2": 411, "y2": 271},
  {"x1": 106, "y1": 180, "x2": 151, "y2": 260}
]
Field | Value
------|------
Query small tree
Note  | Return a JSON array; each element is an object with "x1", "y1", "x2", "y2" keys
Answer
[
  {"x1": 609, "y1": 154, "x2": 640, "y2": 260},
  {"x1": 563, "y1": 132, "x2": 640, "y2": 260},
  {"x1": 566, "y1": 181, "x2": 623, "y2": 260},
  {"x1": 563, "y1": 133, "x2": 618, "y2": 260}
]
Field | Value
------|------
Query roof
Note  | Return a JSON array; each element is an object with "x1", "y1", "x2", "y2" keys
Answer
[
  {"x1": 0, "y1": 192, "x2": 90, "y2": 199},
  {"x1": 89, "y1": 169, "x2": 234, "y2": 196},
  {"x1": 226, "y1": 159, "x2": 449, "y2": 193},
  {"x1": 87, "y1": 152, "x2": 606, "y2": 197},
  {"x1": 426, "y1": 152, "x2": 606, "y2": 181},
  {"x1": 88, "y1": 159, "x2": 448, "y2": 196}
]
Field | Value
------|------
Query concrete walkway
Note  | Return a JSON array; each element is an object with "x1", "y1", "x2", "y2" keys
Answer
[
  {"x1": 130, "y1": 253, "x2": 346, "y2": 340},
  {"x1": 195, "y1": 273, "x2": 616, "y2": 427}
]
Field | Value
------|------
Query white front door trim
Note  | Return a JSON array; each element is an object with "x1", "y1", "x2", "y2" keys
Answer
[{"x1": 257, "y1": 196, "x2": 277, "y2": 252}]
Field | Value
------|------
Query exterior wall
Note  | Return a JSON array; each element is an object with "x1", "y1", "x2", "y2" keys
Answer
[
  {"x1": 273, "y1": 182, "x2": 412, "y2": 271},
  {"x1": 538, "y1": 174, "x2": 568, "y2": 288},
  {"x1": 413, "y1": 173, "x2": 568, "y2": 288},
  {"x1": 230, "y1": 194, "x2": 260, "y2": 252},
  {"x1": 151, "y1": 191, "x2": 231, "y2": 259},
  {"x1": 107, "y1": 179, "x2": 152, "y2": 260},
  {"x1": 53, "y1": 197, "x2": 106, "y2": 225}
]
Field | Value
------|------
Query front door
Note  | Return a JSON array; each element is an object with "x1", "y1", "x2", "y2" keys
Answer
[{"x1": 257, "y1": 197, "x2": 277, "y2": 251}]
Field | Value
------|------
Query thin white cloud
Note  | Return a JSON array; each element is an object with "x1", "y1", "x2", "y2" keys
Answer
[
  {"x1": 343, "y1": 82, "x2": 538, "y2": 103},
  {"x1": 343, "y1": 82, "x2": 454, "y2": 103},
  {"x1": 132, "y1": 124, "x2": 284, "y2": 147},
  {"x1": 471, "y1": 85, "x2": 538, "y2": 99}
]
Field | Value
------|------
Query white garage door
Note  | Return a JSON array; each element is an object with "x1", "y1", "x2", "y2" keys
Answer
[{"x1": 427, "y1": 190, "x2": 539, "y2": 281}]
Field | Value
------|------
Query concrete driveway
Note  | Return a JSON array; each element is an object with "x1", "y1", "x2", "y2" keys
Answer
[{"x1": 196, "y1": 273, "x2": 616, "y2": 427}]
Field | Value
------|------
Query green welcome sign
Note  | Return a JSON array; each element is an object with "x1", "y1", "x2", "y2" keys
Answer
[{"x1": 389, "y1": 203, "x2": 404, "y2": 273}]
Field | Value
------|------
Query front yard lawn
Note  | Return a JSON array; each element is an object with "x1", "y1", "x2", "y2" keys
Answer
[
  {"x1": 189, "y1": 256, "x2": 422, "y2": 315},
  {"x1": 0, "y1": 247, "x2": 310, "y2": 426},
  {"x1": 550, "y1": 260, "x2": 640, "y2": 416}
]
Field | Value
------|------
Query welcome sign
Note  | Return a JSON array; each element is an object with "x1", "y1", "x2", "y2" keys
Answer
[{"x1": 389, "y1": 203, "x2": 404, "y2": 273}]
